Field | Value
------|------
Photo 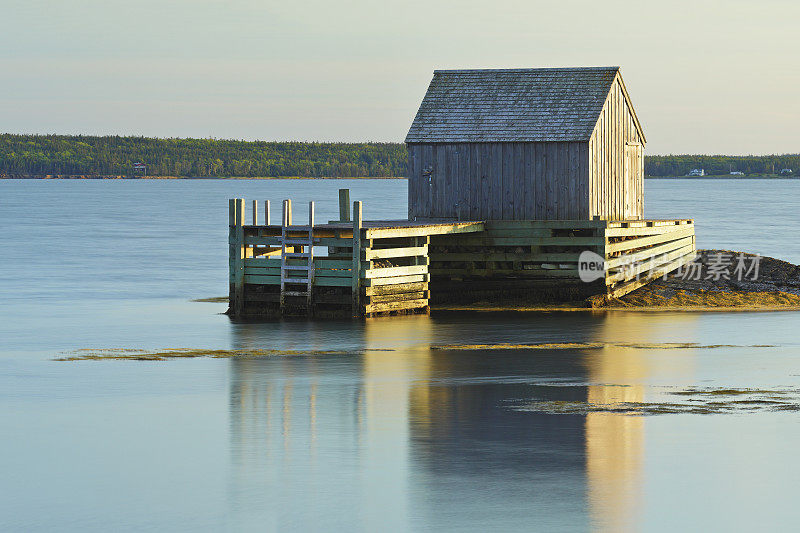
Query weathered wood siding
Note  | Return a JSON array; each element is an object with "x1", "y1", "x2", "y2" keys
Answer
[
  {"x1": 588, "y1": 75, "x2": 644, "y2": 220},
  {"x1": 407, "y1": 141, "x2": 589, "y2": 220}
]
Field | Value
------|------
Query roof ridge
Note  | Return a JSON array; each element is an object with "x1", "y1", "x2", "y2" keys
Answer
[
  {"x1": 406, "y1": 67, "x2": 625, "y2": 143},
  {"x1": 432, "y1": 66, "x2": 620, "y2": 74}
]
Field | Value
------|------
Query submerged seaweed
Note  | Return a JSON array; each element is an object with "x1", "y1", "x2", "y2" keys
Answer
[
  {"x1": 55, "y1": 347, "x2": 390, "y2": 361},
  {"x1": 431, "y1": 342, "x2": 776, "y2": 351},
  {"x1": 509, "y1": 386, "x2": 800, "y2": 416}
]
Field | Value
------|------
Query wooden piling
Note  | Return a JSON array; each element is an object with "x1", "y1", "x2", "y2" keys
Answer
[
  {"x1": 308, "y1": 201, "x2": 315, "y2": 314},
  {"x1": 233, "y1": 198, "x2": 245, "y2": 315},
  {"x1": 228, "y1": 198, "x2": 236, "y2": 311},
  {"x1": 352, "y1": 201, "x2": 362, "y2": 316},
  {"x1": 339, "y1": 189, "x2": 351, "y2": 222},
  {"x1": 264, "y1": 200, "x2": 271, "y2": 226},
  {"x1": 252, "y1": 200, "x2": 258, "y2": 225}
]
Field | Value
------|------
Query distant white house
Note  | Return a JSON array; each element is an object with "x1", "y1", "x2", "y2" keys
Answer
[
  {"x1": 730, "y1": 171, "x2": 744, "y2": 175},
  {"x1": 779, "y1": 168, "x2": 793, "y2": 175},
  {"x1": 688, "y1": 168, "x2": 705, "y2": 176}
]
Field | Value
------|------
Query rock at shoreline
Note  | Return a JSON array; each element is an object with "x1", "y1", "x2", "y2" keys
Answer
[{"x1": 601, "y1": 249, "x2": 800, "y2": 309}]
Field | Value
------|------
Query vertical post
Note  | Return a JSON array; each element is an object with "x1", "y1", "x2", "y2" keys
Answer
[
  {"x1": 252, "y1": 200, "x2": 258, "y2": 225},
  {"x1": 352, "y1": 201, "x2": 362, "y2": 317},
  {"x1": 264, "y1": 200, "x2": 271, "y2": 226},
  {"x1": 234, "y1": 198, "x2": 245, "y2": 316},
  {"x1": 417, "y1": 235, "x2": 431, "y2": 314},
  {"x1": 308, "y1": 201, "x2": 315, "y2": 315},
  {"x1": 228, "y1": 199, "x2": 236, "y2": 313},
  {"x1": 280, "y1": 200, "x2": 288, "y2": 311},
  {"x1": 283, "y1": 199, "x2": 293, "y2": 252},
  {"x1": 338, "y1": 189, "x2": 351, "y2": 222}
]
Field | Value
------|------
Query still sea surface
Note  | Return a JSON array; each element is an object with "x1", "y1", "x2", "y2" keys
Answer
[{"x1": 2, "y1": 178, "x2": 800, "y2": 531}]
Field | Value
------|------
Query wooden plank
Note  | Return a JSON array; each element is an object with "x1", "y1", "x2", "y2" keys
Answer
[
  {"x1": 368, "y1": 291, "x2": 427, "y2": 304},
  {"x1": 244, "y1": 274, "x2": 352, "y2": 287},
  {"x1": 243, "y1": 274, "x2": 281, "y2": 285},
  {"x1": 605, "y1": 235, "x2": 695, "y2": 268},
  {"x1": 447, "y1": 144, "x2": 457, "y2": 218},
  {"x1": 365, "y1": 222, "x2": 484, "y2": 239},
  {"x1": 545, "y1": 143, "x2": 556, "y2": 219},
  {"x1": 362, "y1": 282, "x2": 428, "y2": 296},
  {"x1": 606, "y1": 244, "x2": 695, "y2": 284},
  {"x1": 407, "y1": 145, "x2": 416, "y2": 219},
  {"x1": 363, "y1": 264, "x2": 427, "y2": 279},
  {"x1": 605, "y1": 223, "x2": 694, "y2": 237},
  {"x1": 352, "y1": 201, "x2": 362, "y2": 316},
  {"x1": 460, "y1": 228, "x2": 559, "y2": 238},
  {"x1": 523, "y1": 143, "x2": 534, "y2": 218},
  {"x1": 438, "y1": 236, "x2": 605, "y2": 247},
  {"x1": 429, "y1": 268, "x2": 580, "y2": 279},
  {"x1": 245, "y1": 257, "x2": 352, "y2": 269},
  {"x1": 429, "y1": 252, "x2": 582, "y2": 263},
  {"x1": 362, "y1": 274, "x2": 429, "y2": 287},
  {"x1": 461, "y1": 143, "x2": 472, "y2": 221},
  {"x1": 606, "y1": 226, "x2": 695, "y2": 254},
  {"x1": 607, "y1": 251, "x2": 697, "y2": 299},
  {"x1": 503, "y1": 143, "x2": 514, "y2": 220},
  {"x1": 245, "y1": 236, "x2": 350, "y2": 248},
  {"x1": 606, "y1": 219, "x2": 691, "y2": 228},
  {"x1": 364, "y1": 246, "x2": 428, "y2": 260},
  {"x1": 484, "y1": 220, "x2": 606, "y2": 230},
  {"x1": 365, "y1": 298, "x2": 428, "y2": 314},
  {"x1": 515, "y1": 143, "x2": 526, "y2": 219},
  {"x1": 558, "y1": 142, "x2": 569, "y2": 219},
  {"x1": 314, "y1": 269, "x2": 353, "y2": 278},
  {"x1": 244, "y1": 266, "x2": 282, "y2": 276},
  {"x1": 534, "y1": 142, "x2": 545, "y2": 218}
]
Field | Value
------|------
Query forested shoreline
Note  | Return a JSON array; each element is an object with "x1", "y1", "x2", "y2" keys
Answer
[{"x1": 1, "y1": 134, "x2": 798, "y2": 178}]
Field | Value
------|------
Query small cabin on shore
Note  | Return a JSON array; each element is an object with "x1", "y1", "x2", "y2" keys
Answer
[{"x1": 406, "y1": 67, "x2": 645, "y2": 221}]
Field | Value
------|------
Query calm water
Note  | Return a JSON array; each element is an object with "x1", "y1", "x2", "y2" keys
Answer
[{"x1": 2, "y1": 178, "x2": 800, "y2": 531}]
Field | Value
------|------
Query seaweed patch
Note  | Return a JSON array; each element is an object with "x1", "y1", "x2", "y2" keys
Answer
[
  {"x1": 55, "y1": 347, "x2": 389, "y2": 361},
  {"x1": 431, "y1": 342, "x2": 776, "y2": 351},
  {"x1": 508, "y1": 387, "x2": 800, "y2": 415}
]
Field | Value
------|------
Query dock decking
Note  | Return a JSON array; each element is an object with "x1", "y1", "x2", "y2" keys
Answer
[{"x1": 228, "y1": 193, "x2": 696, "y2": 318}]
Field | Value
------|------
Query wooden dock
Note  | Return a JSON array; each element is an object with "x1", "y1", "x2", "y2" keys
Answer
[
  {"x1": 228, "y1": 190, "x2": 696, "y2": 318},
  {"x1": 229, "y1": 194, "x2": 483, "y2": 318},
  {"x1": 429, "y1": 218, "x2": 695, "y2": 303}
]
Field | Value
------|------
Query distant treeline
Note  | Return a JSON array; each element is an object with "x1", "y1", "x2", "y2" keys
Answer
[
  {"x1": 1, "y1": 134, "x2": 798, "y2": 178},
  {"x1": 645, "y1": 154, "x2": 799, "y2": 177},
  {"x1": 0, "y1": 134, "x2": 406, "y2": 177}
]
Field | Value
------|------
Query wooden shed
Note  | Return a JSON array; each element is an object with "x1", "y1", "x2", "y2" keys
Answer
[{"x1": 406, "y1": 67, "x2": 645, "y2": 221}]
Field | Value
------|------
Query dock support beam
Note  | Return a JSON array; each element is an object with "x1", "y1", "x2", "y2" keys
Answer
[
  {"x1": 339, "y1": 189, "x2": 351, "y2": 223},
  {"x1": 230, "y1": 198, "x2": 245, "y2": 316},
  {"x1": 308, "y1": 201, "x2": 315, "y2": 315},
  {"x1": 352, "y1": 201, "x2": 362, "y2": 317}
]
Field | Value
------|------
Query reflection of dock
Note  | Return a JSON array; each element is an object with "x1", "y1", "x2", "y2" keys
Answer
[
  {"x1": 585, "y1": 313, "x2": 697, "y2": 531},
  {"x1": 225, "y1": 313, "x2": 699, "y2": 529}
]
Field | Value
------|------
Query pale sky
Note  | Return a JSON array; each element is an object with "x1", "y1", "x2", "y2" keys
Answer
[{"x1": 3, "y1": 0, "x2": 799, "y2": 155}]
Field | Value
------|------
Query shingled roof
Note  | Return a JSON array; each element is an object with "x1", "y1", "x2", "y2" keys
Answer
[{"x1": 405, "y1": 67, "x2": 630, "y2": 143}]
